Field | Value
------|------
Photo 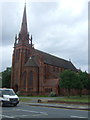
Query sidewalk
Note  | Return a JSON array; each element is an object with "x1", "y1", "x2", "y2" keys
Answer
[{"x1": 25, "y1": 102, "x2": 89, "y2": 111}]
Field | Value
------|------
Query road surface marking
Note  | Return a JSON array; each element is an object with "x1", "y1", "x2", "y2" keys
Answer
[
  {"x1": 32, "y1": 113, "x2": 48, "y2": 116},
  {"x1": 16, "y1": 109, "x2": 47, "y2": 114},
  {"x1": 71, "y1": 115, "x2": 88, "y2": 118},
  {"x1": 1, "y1": 114, "x2": 14, "y2": 118},
  {"x1": 21, "y1": 114, "x2": 30, "y2": 117}
]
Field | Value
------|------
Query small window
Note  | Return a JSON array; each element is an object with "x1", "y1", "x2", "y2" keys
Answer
[
  {"x1": 44, "y1": 66, "x2": 47, "y2": 79},
  {"x1": 22, "y1": 71, "x2": 26, "y2": 88}
]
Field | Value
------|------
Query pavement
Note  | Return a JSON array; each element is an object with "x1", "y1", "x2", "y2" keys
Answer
[{"x1": 20, "y1": 97, "x2": 90, "y2": 111}]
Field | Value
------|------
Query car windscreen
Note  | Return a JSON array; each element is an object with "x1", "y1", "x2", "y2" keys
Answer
[{"x1": 0, "y1": 90, "x2": 15, "y2": 96}]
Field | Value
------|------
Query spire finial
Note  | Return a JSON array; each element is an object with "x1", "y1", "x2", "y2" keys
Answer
[
  {"x1": 31, "y1": 34, "x2": 32, "y2": 47},
  {"x1": 31, "y1": 34, "x2": 32, "y2": 40},
  {"x1": 25, "y1": 0, "x2": 26, "y2": 5},
  {"x1": 20, "y1": 1, "x2": 28, "y2": 35}
]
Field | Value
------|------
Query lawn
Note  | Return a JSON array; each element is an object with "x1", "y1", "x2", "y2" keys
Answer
[
  {"x1": 19, "y1": 97, "x2": 32, "y2": 102},
  {"x1": 19, "y1": 95, "x2": 90, "y2": 103},
  {"x1": 55, "y1": 95, "x2": 90, "y2": 103}
]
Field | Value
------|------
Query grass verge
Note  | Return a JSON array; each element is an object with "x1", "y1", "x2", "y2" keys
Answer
[
  {"x1": 19, "y1": 95, "x2": 90, "y2": 103},
  {"x1": 55, "y1": 96, "x2": 90, "y2": 103},
  {"x1": 19, "y1": 97, "x2": 32, "y2": 102}
]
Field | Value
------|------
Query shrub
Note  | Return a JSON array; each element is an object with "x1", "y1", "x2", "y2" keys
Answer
[{"x1": 49, "y1": 91, "x2": 56, "y2": 97}]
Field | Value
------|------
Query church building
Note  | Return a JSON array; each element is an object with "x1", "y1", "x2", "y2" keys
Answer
[{"x1": 11, "y1": 4, "x2": 77, "y2": 95}]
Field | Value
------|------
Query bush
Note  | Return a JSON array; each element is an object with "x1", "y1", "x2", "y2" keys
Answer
[{"x1": 49, "y1": 91, "x2": 56, "y2": 97}]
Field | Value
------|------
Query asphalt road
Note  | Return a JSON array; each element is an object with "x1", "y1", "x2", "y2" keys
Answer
[{"x1": 0, "y1": 102, "x2": 89, "y2": 120}]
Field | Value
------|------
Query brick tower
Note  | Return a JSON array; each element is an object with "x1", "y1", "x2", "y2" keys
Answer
[{"x1": 11, "y1": 4, "x2": 33, "y2": 92}]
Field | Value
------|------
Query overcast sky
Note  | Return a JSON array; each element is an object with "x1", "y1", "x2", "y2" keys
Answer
[{"x1": 0, "y1": 0, "x2": 88, "y2": 72}]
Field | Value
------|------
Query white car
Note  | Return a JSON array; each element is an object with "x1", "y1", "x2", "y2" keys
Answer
[{"x1": 0, "y1": 88, "x2": 19, "y2": 106}]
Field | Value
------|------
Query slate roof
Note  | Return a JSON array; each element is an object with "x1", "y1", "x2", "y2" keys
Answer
[
  {"x1": 36, "y1": 49, "x2": 77, "y2": 71},
  {"x1": 25, "y1": 49, "x2": 77, "y2": 72}
]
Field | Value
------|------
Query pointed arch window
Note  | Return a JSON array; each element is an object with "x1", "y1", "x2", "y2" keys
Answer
[
  {"x1": 44, "y1": 66, "x2": 47, "y2": 79},
  {"x1": 22, "y1": 71, "x2": 26, "y2": 88},
  {"x1": 29, "y1": 71, "x2": 33, "y2": 86},
  {"x1": 15, "y1": 49, "x2": 20, "y2": 62}
]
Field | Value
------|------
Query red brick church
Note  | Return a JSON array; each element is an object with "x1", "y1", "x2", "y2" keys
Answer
[{"x1": 11, "y1": 4, "x2": 77, "y2": 95}]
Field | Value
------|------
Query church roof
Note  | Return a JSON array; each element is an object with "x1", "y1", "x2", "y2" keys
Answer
[
  {"x1": 24, "y1": 48, "x2": 77, "y2": 71},
  {"x1": 36, "y1": 49, "x2": 77, "y2": 71}
]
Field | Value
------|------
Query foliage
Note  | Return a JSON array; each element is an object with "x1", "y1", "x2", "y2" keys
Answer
[
  {"x1": 82, "y1": 72, "x2": 90, "y2": 90},
  {"x1": 59, "y1": 70, "x2": 89, "y2": 97},
  {"x1": 2, "y1": 67, "x2": 11, "y2": 88},
  {"x1": 59, "y1": 70, "x2": 77, "y2": 96},
  {"x1": 49, "y1": 91, "x2": 56, "y2": 97}
]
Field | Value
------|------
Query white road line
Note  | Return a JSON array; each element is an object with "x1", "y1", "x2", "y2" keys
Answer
[
  {"x1": 32, "y1": 113, "x2": 48, "y2": 116},
  {"x1": 21, "y1": 115, "x2": 30, "y2": 117},
  {"x1": 0, "y1": 109, "x2": 48, "y2": 118},
  {"x1": 71, "y1": 115, "x2": 88, "y2": 118},
  {"x1": 2, "y1": 115, "x2": 14, "y2": 118},
  {"x1": 16, "y1": 109, "x2": 47, "y2": 114}
]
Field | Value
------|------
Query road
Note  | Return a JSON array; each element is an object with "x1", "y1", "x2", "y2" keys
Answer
[{"x1": 0, "y1": 102, "x2": 89, "y2": 120}]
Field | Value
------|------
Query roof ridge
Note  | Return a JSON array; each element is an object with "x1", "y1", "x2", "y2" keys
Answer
[{"x1": 35, "y1": 49, "x2": 69, "y2": 63}]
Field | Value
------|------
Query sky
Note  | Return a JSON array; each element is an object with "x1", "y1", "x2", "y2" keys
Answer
[{"x1": 0, "y1": 0, "x2": 88, "y2": 72}]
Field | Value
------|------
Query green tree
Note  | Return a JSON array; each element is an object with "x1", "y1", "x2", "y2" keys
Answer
[
  {"x1": 59, "y1": 70, "x2": 77, "y2": 97},
  {"x1": 83, "y1": 72, "x2": 90, "y2": 89},
  {"x1": 59, "y1": 70, "x2": 90, "y2": 97},
  {"x1": 80, "y1": 71, "x2": 90, "y2": 94},
  {"x1": 88, "y1": 75, "x2": 90, "y2": 94},
  {"x1": 76, "y1": 71, "x2": 89, "y2": 97},
  {"x1": 2, "y1": 67, "x2": 11, "y2": 88}
]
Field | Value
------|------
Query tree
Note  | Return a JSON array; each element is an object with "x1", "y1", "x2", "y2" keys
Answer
[
  {"x1": 2, "y1": 67, "x2": 11, "y2": 88},
  {"x1": 87, "y1": 74, "x2": 90, "y2": 94},
  {"x1": 80, "y1": 71, "x2": 90, "y2": 94},
  {"x1": 76, "y1": 71, "x2": 89, "y2": 97},
  {"x1": 59, "y1": 70, "x2": 77, "y2": 97},
  {"x1": 59, "y1": 70, "x2": 90, "y2": 97}
]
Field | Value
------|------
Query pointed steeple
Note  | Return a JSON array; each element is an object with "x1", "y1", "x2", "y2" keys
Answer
[
  {"x1": 18, "y1": 3, "x2": 30, "y2": 44},
  {"x1": 16, "y1": 3, "x2": 33, "y2": 47},
  {"x1": 20, "y1": 3, "x2": 28, "y2": 34}
]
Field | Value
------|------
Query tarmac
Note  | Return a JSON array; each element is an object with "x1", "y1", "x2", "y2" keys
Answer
[{"x1": 26, "y1": 102, "x2": 89, "y2": 111}]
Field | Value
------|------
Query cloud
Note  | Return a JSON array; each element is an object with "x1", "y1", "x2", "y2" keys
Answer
[
  {"x1": 0, "y1": 45, "x2": 13, "y2": 72},
  {"x1": 1, "y1": 0, "x2": 88, "y2": 72}
]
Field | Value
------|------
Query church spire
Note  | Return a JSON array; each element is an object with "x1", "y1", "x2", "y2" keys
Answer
[
  {"x1": 20, "y1": 3, "x2": 28, "y2": 34},
  {"x1": 16, "y1": 3, "x2": 33, "y2": 47}
]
